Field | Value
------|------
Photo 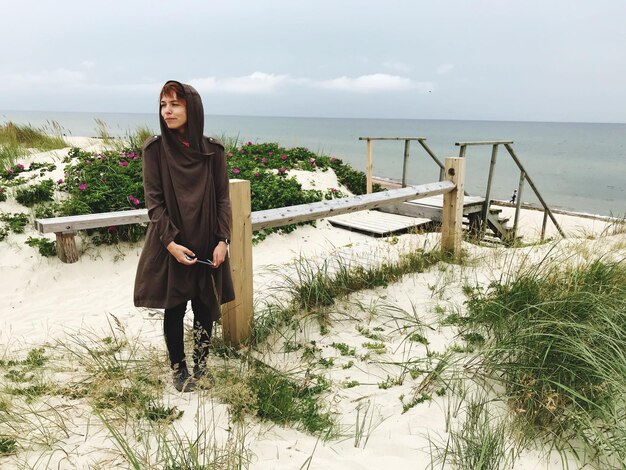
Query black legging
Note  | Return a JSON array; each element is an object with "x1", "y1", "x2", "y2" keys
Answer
[{"x1": 163, "y1": 298, "x2": 214, "y2": 369}]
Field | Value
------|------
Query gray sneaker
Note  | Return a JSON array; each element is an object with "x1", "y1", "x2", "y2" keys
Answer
[{"x1": 173, "y1": 365, "x2": 197, "y2": 393}]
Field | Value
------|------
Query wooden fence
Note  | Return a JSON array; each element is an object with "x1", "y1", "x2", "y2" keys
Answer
[{"x1": 36, "y1": 158, "x2": 466, "y2": 346}]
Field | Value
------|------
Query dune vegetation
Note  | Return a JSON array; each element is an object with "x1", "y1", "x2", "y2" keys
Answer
[{"x1": 0, "y1": 126, "x2": 625, "y2": 468}]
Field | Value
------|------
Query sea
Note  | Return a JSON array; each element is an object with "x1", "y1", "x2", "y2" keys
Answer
[{"x1": 1, "y1": 110, "x2": 624, "y2": 218}]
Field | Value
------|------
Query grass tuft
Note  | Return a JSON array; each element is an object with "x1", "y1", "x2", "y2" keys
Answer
[
  {"x1": 463, "y1": 257, "x2": 626, "y2": 465},
  {"x1": 0, "y1": 121, "x2": 66, "y2": 152}
]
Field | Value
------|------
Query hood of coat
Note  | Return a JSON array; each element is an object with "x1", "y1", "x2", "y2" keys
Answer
[{"x1": 159, "y1": 80, "x2": 207, "y2": 154}]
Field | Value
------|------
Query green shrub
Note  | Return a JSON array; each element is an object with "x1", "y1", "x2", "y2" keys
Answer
[
  {"x1": 62, "y1": 146, "x2": 145, "y2": 243},
  {"x1": 63, "y1": 147, "x2": 144, "y2": 213},
  {"x1": 0, "y1": 212, "x2": 29, "y2": 233},
  {"x1": 1, "y1": 162, "x2": 27, "y2": 181},
  {"x1": 15, "y1": 179, "x2": 54, "y2": 207},
  {"x1": 25, "y1": 236, "x2": 57, "y2": 257},
  {"x1": 54, "y1": 140, "x2": 382, "y2": 245}
]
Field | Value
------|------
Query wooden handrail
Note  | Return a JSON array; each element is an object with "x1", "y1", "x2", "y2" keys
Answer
[
  {"x1": 34, "y1": 160, "x2": 466, "y2": 347},
  {"x1": 251, "y1": 181, "x2": 455, "y2": 230},
  {"x1": 35, "y1": 181, "x2": 456, "y2": 235},
  {"x1": 454, "y1": 140, "x2": 565, "y2": 239}
]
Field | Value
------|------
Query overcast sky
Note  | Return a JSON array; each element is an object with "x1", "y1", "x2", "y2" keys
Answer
[{"x1": 2, "y1": 0, "x2": 625, "y2": 123}]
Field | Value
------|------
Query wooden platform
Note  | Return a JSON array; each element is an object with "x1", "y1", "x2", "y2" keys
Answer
[
  {"x1": 327, "y1": 210, "x2": 432, "y2": 237},
  {"x1": 380, "y1": 194, "x2": 486, "y2": 221}
]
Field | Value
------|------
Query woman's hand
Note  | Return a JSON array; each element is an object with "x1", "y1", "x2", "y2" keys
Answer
[
  {"x1": 211, "y1": 241, "x2": 229, "y2": 268},
  {"x1": 167, "y1": 241, "x2": 197, "y2": 265}
]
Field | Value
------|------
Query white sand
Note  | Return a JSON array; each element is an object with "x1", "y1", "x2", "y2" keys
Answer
[{"x1": 0, "y1": 142, "x2": 624, "y2": 469}]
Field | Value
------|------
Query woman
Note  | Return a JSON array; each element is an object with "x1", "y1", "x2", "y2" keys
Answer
[{"x1": 134, "y1": 80, "x2": 234, "y2": 392}]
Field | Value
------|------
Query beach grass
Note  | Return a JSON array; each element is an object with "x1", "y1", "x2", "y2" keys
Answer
[
  {"x1": 457, "y1": 252, "x2": 626, "y2": 466},
  {"x1": 0, "y1": 121, "x2": 66, "y2": 153}
]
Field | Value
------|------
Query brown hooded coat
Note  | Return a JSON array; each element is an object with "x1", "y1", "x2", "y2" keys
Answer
[{"x1": 133, "y1": 81, "x2": 234, "y2": 317}]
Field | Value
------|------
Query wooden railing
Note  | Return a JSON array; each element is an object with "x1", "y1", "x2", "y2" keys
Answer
[
  {"x1": 35, "y1": 158, "x2": 466, "y2": 346},
  {"x1": 456, "y1": 141, "x2": 565, "y2": 239},
  {"x1": 358, "y1": 137, "x2": 446, "y2": 193}
]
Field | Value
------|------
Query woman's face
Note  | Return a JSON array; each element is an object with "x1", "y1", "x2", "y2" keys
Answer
[{"x1": 160, "y1": 92, "x2": 188, "y2": 135}]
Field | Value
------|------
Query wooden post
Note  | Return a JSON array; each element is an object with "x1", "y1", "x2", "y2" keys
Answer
[
  {"x1": 512, "y1": 170, "x2": 526, "y2": 239},
  {"x1": 401, "y1": 139, "x2": 411, "y2": 188},
  {"x1": 221, "y1": 180, "x2": 253, "y2": 347},
  {"x1": 480, "y1": 144, "x2": 499, "y2": 236},
  {"x1": 55, "y1": 232, "x2": 79, "y2": 263},
  {"x1": 541, "y1": 211, "x2": 548, "y2": 241},
  {"x1": 441, "y1": 157, "x2": 465, "y2": 257},
  {"x1": 366, "y1": 138, "x2": 373, "y2": 194}
]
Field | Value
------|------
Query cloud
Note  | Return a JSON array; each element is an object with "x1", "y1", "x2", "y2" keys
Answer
[
  {"x1": 314, "y1": 73, "x2": 432, "y2": 93},
  {"x1": 81, "y1": 60, "x2": 96, "y2": 69},
  {"x1": 0, "y1": 70, "x2": 433, "y2": 98},
  {"x1": 188, "y1": 72, "x2": 431, "y2": 94},
  {"x1": 436, "y1": 63, "x2": 455, "y2": 75},
  {"x1": 189, "y1": 72, "x2": 291, "y2": 94},
  {"x1": 2, "y1": 68, "x2": 87, "y2": 89}
]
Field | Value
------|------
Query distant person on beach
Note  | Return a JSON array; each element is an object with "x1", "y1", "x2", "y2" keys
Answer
[
  {"x1": 134, "y1": 80, "x2": 234, "y2": 392},
  {"x1": 510, "y1": 189, "x2": 517, "y2": 204}
]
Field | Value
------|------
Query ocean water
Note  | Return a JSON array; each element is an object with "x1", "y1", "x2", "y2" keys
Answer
[{"x1": 1, "y1": 110, "x2": 624, "y2": 217}]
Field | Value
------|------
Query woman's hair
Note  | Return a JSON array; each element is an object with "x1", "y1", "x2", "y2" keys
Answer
[{"x1": 160, "y1": 81, "x2": 186, "y2": 103}]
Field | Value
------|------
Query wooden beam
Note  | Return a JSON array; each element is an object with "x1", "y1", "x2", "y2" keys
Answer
[
  {"x1": 36, "y1": 209, "x2": 149, "y2": 234},
  {"x1": 251, "y1": 181, "x2": 455, "y2": 231},
  {"x1": 441, "y1": 157, "x2": 466, "y2": 257},
  {"x1": 221, "y1": 179, "x2": 253, "y2": 347},
  {"x1": 358, "y1": 137, "x2": 427, "y2": 141},
  {"x1": 455, "y1": 141, "x2": 514, "y2": 146}
]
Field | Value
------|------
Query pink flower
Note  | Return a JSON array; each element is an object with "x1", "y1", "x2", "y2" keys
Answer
[
  {"x1": 17, "y1": 163, "x2": 24, "y2": 170},
  {"x1": 57, "y1": 179, "x2": 64, "y2": 184},
  {"x1": 261, "y1": 157, "x2": 267, "y2": 163},
  {"x1": 247, "y1": 141, "x2": 253, "y2": 146},
  {"x1": 281, "y1": 155, "x2": 287, "y2": 161},
  {"x1": 278, "y1": 167, "x2": 286, "y2": 174},
  {"x1": 128, "y1": 152, "x2": 136, "y2": 158},
  {"x1": 85, "y1": 159, "x2": 91, "y2": 164},
  {"x1": 107, "y1": 226, "x2": 118, "y2": 234},
  {"x1": 79, "y1": 183, "x2": 87, "y2": 191},
  {"x1": 254, "y1": 172, "x2": 260, "y2": 177},
  {"x1": 127, "y1": 195, "x2": 140, "y2": 206},
  {"x1": 330, "y1": 156, "x2": 337, "y2": 163},
  {"x1": 331, "y1": 188, "x2": 337, "y2": 193},
  {"x1": 309, "y1": 158, "x2": 315, "y2": 164},
  {"x1": 268, "y1": 151, "x2": 273, "y2": 156},
  {"x1": 240, "y1": 149, "x2": 245, "y2": 154},
  {"x1": 119, "y1": 161, "x2": 129, "y2": 167},
  {"x1": 227, "y1": 152, "x2": 233, "y2": 157},
  {"x1": 233, "y1": 168, "x2": 240, "y2": 175}
]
